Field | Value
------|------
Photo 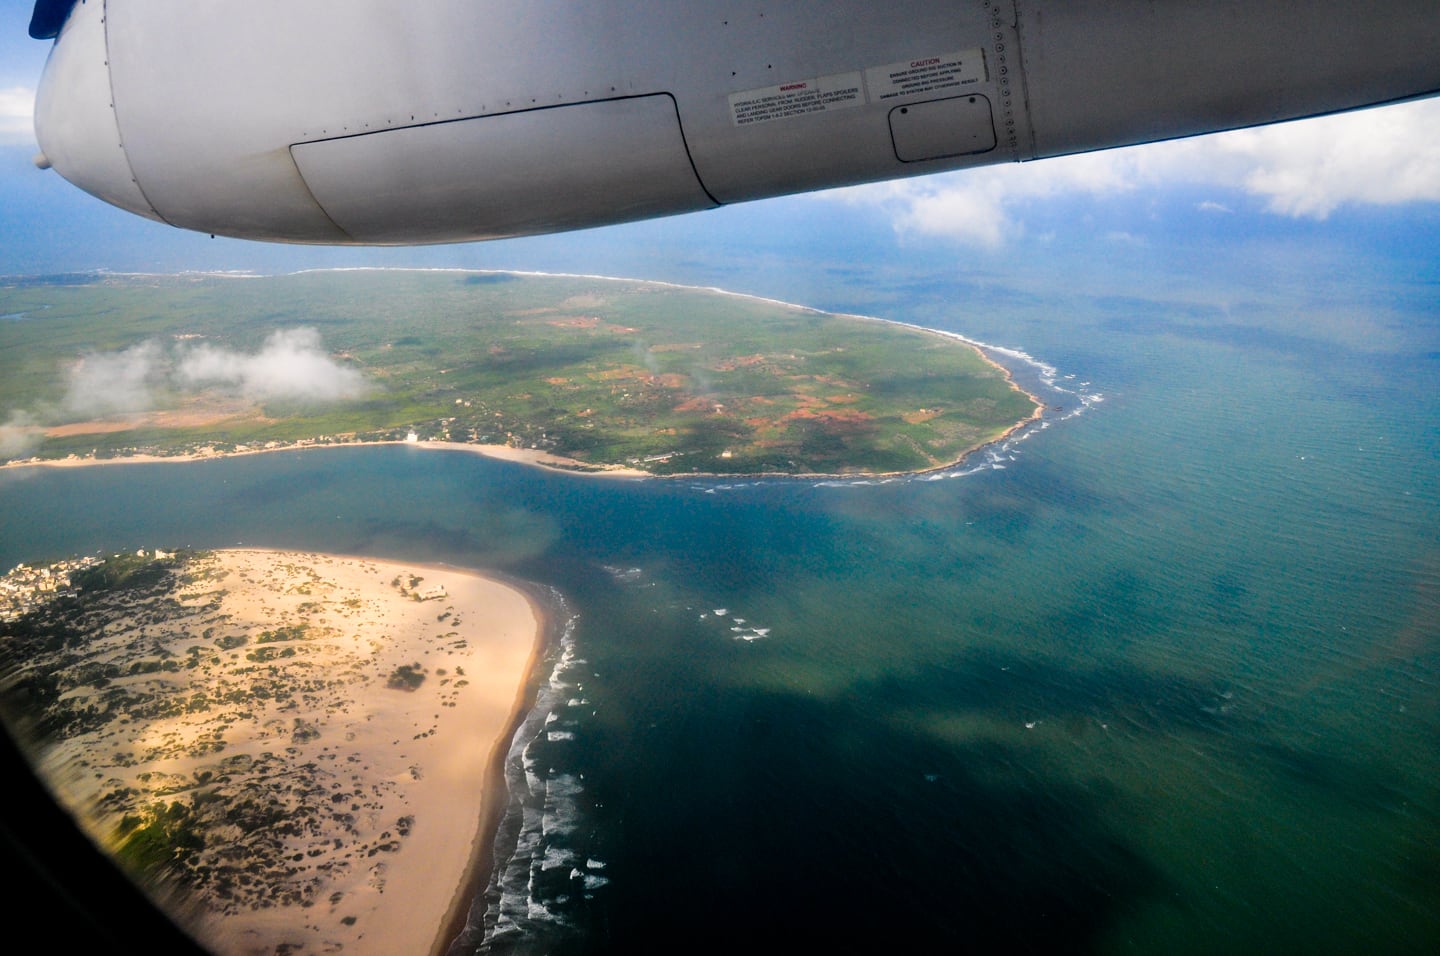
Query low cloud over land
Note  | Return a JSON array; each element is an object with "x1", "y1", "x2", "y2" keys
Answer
[
  {"x1": 1, "y1": 328, "x2": 367, "y2": 456},
  {"x1": 176, "y1": 328, "x2": 368, "y2": 402},
  {"x1": 0, "y1": 410, "x2": 41, "y2": 459},
  {"x1": 63, "y1": 341, "x2": 166, "y2": 417}
]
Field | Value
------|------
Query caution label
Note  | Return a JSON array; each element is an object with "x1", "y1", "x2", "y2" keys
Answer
[
  {"x1": 729, "y1": 72, "x2": 864, "y2": 127},
  {"x1": 865, "y1": 49, "x2": 987, "y2": 102}
]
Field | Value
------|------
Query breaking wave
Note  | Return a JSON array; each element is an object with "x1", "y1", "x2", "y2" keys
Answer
[{"x1": 450, "y1": 589, "x2": 607, "y2": 954}]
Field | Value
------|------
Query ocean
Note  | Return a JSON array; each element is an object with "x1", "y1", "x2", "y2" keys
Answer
[{"x1": 1, "y1": 268, "x2": 1437, "y2": 954}]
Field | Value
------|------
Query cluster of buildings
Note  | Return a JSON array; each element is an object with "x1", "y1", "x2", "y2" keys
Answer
[{"x1": 0, "y1": 555, "x2": 100, "y2": 623}]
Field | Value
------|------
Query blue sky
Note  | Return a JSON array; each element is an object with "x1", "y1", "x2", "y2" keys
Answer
[{"x1": 3, "y1": 0, "x2": 1439, "y2": 300}]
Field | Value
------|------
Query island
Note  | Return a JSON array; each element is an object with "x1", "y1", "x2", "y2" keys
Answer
[
  {"x1": 0, "y1": 271, "x2": 1039, "y2": 476},
  {"x1": 0, "y1": 548, "x2": 542, "y2": 956}
]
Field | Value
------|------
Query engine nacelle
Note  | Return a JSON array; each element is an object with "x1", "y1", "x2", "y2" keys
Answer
[{"x1": 31, "y1": 0, "x2": 1440, "y2": 244}]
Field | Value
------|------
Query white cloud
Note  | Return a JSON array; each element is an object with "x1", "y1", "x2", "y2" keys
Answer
[
  {"x1": 0, "y1": 410, "x2": 42, "y2": 459},
  {"x1": 0, "y1": 86, "x2": 35, "y2": 145},
  {"x1": 63, "y1": 341, "x2": 165, "y2": 417},
  {"x1": 828, "y1": 96, "x2": 1440, "y2": 245},
  {"x1": 831, "y1": 148, "x2": 1138, "y2": 248},
  {"x1": 865, "y1": 179, "x2": 1009, "y2": 248},
  {"x1": 52, "y1": 330, "x2": 363, "y2": 418},
  {"x1": 1214, "y1": 100, "x2": 1440, "y2": 217},
  {"x1": 0, "y1": 329, "x2": 368, "y2": 462},
  {"x1": 177, "y1": 328, "x2": 368, "y2": 402}
]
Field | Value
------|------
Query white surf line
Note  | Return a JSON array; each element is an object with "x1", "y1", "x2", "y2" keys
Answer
[
  {"x1": 88, "y1": 269, "x2": 264, "y2": 279},
  {"x1": 274, "y1": 267, "x2": 1074, "y2": 388},
  {"x1": 79, "y1": 266, "x2": 1055, "y2": 383},
  {"x1": 275, "y1": 264, "x2": 1082, "y2": 394},
  {"x1": 282, "y1": 265, "x2": 828, "y2": 316}
]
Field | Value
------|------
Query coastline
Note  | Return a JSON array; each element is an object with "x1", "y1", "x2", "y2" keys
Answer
[
  {"x1": 0, "y1": 416, "x2": 1040, "y2": 481},
  {"x1": 0, "y1": 355, "x2": 1043, "y2": 483},
  {"x1": 3, "y1": 270, "x2": 1052, "y2": 480},
  {"x1": 0, "y1": 439, "x2": 652, "y2": 479},
  {"x1": 431, "y1": 578, "x2": 561, "y2": 956}
]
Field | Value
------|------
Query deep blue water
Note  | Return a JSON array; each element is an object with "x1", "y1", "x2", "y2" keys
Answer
[{"x1": 1, "y1": 272, "x2": 1437, "y2": 954}]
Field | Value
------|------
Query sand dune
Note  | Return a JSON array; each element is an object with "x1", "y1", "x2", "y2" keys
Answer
[{"x1": 13, "y1": 549, "x2": 540, "y2": 956}]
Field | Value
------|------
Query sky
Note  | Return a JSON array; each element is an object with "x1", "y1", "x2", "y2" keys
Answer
[{"x1": 2, "y1": 1, "x2": 1439, "y2": 301}]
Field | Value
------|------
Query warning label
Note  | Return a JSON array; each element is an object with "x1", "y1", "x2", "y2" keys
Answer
[
  {"x1": 729, "y1": 72, "x2": 864, "y2": 127},
  {"x1": 865, "y1": 49, "x2": 987, "y2": 102}
]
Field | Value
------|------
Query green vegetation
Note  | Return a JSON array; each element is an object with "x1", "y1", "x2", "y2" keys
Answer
[
  {"x1": 72, "y1": 551, "x2": 181, "y2": 593},
  {"x1": 247, "y1": 646, "x2": 297, "y2": 662},
  {"x1": 113, "y1": 800, "x2": 206, "y2": 879},
  {"x1": 0, "y1": 271, "x2": 1038, "y2": 475},
  {"x1": 386, "y1": 663, "x2": 426, "y2": 691},
  {"x1": 256, "y1": 624, "x2": 309, "y2": 644}
]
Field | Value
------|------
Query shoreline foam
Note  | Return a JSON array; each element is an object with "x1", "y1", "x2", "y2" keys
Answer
[{"x1": 433, "y1": 576, "x2": 566, "y2": 956}]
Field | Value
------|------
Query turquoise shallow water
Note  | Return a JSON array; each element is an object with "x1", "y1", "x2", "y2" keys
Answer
[{"x1": 1, "y1": 273, "x2": 1437, "y2": 954}]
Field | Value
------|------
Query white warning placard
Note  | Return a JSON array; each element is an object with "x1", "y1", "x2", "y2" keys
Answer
[
  {"x1": 729, "y1": 72, "x2": 864, "y2": 127},
  {"x1": 865, "y1": 49, "x2": 987, "y2": 102}
]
